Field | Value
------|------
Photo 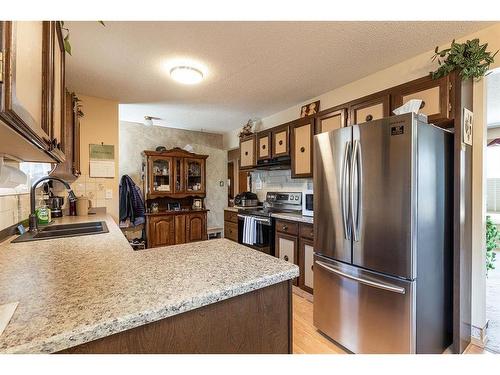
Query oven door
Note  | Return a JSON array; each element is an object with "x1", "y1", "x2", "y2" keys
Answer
[{"x1": 237, "y1": 215, "x2": 274, "y2": 256}]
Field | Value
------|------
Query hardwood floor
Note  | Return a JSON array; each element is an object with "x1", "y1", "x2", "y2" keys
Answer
[
  {"x1": 292, "y1": 288, "x2": 495, "y2": 355},
  {"x1": 292, "y1": 288, "x2": 347, "y2": 354}
]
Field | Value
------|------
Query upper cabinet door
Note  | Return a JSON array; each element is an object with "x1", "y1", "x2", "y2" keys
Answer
[
  {"x1": 149, "y1": 156, "x2": 173, "y2": 195},
  {"x1": 185, "y1": 157, "x2": 206, "y2": 194},
  {"x1": 272, "y1": 126, "x2": 289, "y2": 157},
  {"x1": 291, "y1": 118, "x2": 314, "y2": 178},
  {"x1": 392, "y1": 75, "x2": 452, "y2": 125},
  {"x1": 50, "y1": 21, "x2": 66, "y2": 160},
  {"x1": 257, "y1": 131, "x2": 271, "y2": 160},
  {"x1": 315, "y1": 108, "x2": 347, "y2": 134},
  {"x1": 0, "y1": 21, "x2": 51, "y2": 149},
  {"x1": 349, "y1": 94, "x2": 390, "y2": 125},
  {"x1": 239, "y1": 135, "x2": 255, "y2": 169}
]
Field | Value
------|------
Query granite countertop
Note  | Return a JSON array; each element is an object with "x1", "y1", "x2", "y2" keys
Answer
[
  {"x1": 0, "y1": 214, "x2": 298, "y2": 354},
  {"x1": 271, "y1": 212, "x2": 314, "y2": 224}
]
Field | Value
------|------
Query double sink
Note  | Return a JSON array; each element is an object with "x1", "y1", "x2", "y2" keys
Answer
[{"x1": 12, "y1": 221, "x2": 109, "y2": 243}]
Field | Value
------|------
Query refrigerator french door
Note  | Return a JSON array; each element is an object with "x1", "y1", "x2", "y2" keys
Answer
[{"x1": 313, "y1": 113, "x2": 453, "y2": 354}]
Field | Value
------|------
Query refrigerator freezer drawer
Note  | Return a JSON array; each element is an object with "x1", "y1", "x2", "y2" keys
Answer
[{"x1": 313, "y1": 255, "x2": 415, "y2": 353}]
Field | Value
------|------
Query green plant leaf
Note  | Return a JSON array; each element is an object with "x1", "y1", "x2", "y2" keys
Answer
[{"x1": 63, "y1": 34, "x2": 72, "y2": 56}]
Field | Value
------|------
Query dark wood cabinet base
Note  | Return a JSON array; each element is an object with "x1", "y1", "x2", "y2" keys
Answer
[{"x1": 58, "y1": 280, "x2": 292, "y2": 354}]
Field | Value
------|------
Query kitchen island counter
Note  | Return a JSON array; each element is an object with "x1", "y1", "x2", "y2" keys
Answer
[{"x1": 0, "y1": 214, "x2": 298, "y2": 354}]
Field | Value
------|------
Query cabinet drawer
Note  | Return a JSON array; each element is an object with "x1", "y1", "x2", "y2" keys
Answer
[
  {"x1": 273, "y1": 127, "x2": 289, "y2": 157},
  {"x1": 299, "y1": 223, "x2": 314, "y2": 240},
  {"x1": 224, "y1": 210, "x2": 239, "y2": 223},
  {"x1": 276, "y1": 219, "x2": 298, "y2": 236},
  {"x1": 224, "y1": 221, "x2": 238, "y2": 242},
  {"x1": 240, "y1": 136, "x2": 255, "y2": 168}
]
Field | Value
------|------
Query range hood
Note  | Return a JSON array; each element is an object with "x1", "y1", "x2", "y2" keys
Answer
[{"x1": 254, "y1": 155, "x2": 291, "y2": 170}]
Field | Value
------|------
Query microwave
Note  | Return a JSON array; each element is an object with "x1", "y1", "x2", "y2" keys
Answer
[{"x1": 302, "y1": 190, "x2": 313, "y2": 216}]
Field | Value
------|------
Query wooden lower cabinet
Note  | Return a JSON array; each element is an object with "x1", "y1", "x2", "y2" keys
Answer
[
  {"x1": 299, "y1": 237, "x2": 314, "y2": 294},
  {"x1": 174, "y1": 214, "x2": 186, "y2": 244},
  {"x1": 224, "y1": 209, "x2": 239, "y2": 242},
  {"x1": 275, "y1": 220, "x2": 314, "y2": 293},
  {"x1": 186, "y1": 212, "x2": 207, "y2": 242},
  {"x1": 147, "y1": 215, "x2": 175, "y2": 248},
  {"x1": 146, "y1": 211, "x2": 207, "y2": 248}
]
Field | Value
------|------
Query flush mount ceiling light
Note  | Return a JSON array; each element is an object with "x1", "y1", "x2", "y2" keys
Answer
[
  {"x1": 170, "y1": 66, "x2": 204, "y2": 85},
  {"x1": 144, "y1": 116, "x2": 161, "y2": 126}
]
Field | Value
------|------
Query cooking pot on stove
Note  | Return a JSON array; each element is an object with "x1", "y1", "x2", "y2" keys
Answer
[{"x1": 234, "y1": 192, "x2": 258, "y2": 207}]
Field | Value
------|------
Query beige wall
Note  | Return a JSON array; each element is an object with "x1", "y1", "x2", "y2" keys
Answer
[
  {"x1": 119, "y1": 121, "x2": 227, "y2": 230},
  {"x1": 71, "y1": 95, "x2": 120, "y2": 221},
  {"x1": 223, "y1": 22, "x2": 500, "y2": 336}
]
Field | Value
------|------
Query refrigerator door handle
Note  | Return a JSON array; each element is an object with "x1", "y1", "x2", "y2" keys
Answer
[
  {"x1": 315, "y1": 260, "x2": 406, "y2": 294},
  {"x1": 341, "y1": 141, "x2": 351, "y2": 240},
  {"x1": 350, "y1": 139, "x2": 360, "y2": 241}
]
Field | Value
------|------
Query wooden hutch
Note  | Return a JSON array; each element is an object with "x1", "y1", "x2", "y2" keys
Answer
[{"x1": 142, "y1": 148, "x2": 209, "y2": 248}]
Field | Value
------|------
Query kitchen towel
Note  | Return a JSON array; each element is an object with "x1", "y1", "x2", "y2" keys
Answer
[{"x1": 242, "y1": 216, "x2": 256, "y2": 245}]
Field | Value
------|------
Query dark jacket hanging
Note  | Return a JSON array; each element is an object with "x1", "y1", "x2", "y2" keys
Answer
[{"x1": 119, "y1": 175, "x2": 145, "y2": 227}]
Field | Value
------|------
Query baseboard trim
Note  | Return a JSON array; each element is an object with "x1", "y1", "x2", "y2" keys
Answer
[{"x1": 471, "y1": 321, "x2": 489, "y2": 348}]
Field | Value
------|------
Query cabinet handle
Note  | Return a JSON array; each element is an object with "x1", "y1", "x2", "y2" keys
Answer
[
  {"x1": 311, "y1": 265, "x2": 314, "y2": 271},
  {"x1": 279, "y1": 140, "x2": 283, "y2": 146},
  {"x1": 300, "y1": 147, "x2": 305, "y2": 153},
  {"x1": 365, "y1": 114, "x2": 373, "y2": 122},
  {"x1": 262, "y1": 144, "x2": 266, "y2": 149},
  {"x1": 282, "y1": 225, "x2": 288, "y2": 231},
  {"x1": 420, "y1": 100, "x2": 426, "y2": 109},
  {"x1": 284, "y1": 255, "x2": 289, "y2": 261},
  {"x1": 245, "y1": 151, "x2": 248, "y2": 156}
]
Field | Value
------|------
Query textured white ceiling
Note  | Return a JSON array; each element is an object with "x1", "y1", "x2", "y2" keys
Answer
[
  {"x1": 65, "y1": 21, "x2": 492, "y2": 133},
  {"x1": 488, "y1": 68, "x2": 500, "y2": 127}
]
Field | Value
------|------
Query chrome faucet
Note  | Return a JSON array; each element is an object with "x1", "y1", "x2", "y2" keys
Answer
[{"x1": 29, "y1": 176, "x2": 77, "y2": 232}]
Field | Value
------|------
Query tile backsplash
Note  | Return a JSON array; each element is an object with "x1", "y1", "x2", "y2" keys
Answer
[
  {"x1": 250, "y1": 169, "x2": 312, "y2": 201},
  {"x1": 0, "y1": 192, "x2": 30, "y2": 231}
]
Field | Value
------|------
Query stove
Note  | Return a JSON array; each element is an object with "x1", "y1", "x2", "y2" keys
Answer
[{"x1": 237, "y1": 192, "x2": 302, "y2": 256}]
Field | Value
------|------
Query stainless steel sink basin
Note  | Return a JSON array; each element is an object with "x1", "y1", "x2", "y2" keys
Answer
[{"x1": 12, "y1": 221, "x2": 109, "y2": 243}]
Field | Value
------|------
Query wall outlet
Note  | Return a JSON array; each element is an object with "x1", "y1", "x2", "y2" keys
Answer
[{"x1": 105, "y1": 189, "x2": 113, "y2": 200}]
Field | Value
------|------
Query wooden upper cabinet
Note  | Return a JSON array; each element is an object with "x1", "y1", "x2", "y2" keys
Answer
[
  {"x1": 0, "y1": 21, "x2": 68, "y2": 162},
  {"x1": 291, "y1": 118, "x2": 314, "y2": 178},
  {"x1": 349, "y1": 94, "x2": 390, "y2": 125},
  {"x1": 239, "y1": 134, "x2": 255, "y2": 169},
  {"x1": 257, "y1": 131, "x2": 271, "y2": 160},
  {"x1": 185, "y1": 157, "x2": 205, "y2": 194},
  {"x1": 272, "y1": 126, "x2": 289, "y2": 157},
  {"x1": 148, "y1": 156, "x2": 173, "y2": 196},
  {"x1": 143, "y1": 148, "x2": 208, "y2": 199},
  {"x1": 392, "y1": 75, "x2": 452, "y2": 125},
  {"x1": 0, "y1": 21, "x2": 51, "y2": 149},
  {"x1": 49, "y1": 21, "x2": 66, "y2": 161},
  {"x1": 315, "y1": 107, "x2": 347, "y2": 134}
]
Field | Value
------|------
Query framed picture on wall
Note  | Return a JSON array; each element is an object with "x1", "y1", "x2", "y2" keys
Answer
[{"x1": 300, "y1": 100, "x2": 320, "y2": 118}]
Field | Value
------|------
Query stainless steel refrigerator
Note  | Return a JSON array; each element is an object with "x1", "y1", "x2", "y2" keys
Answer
[{"x1": 313, "y1": 113, "x2": 453, "y2": 354}]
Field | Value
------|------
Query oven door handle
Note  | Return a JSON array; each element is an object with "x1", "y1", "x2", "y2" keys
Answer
[{"x1": 237, "y1": 214, "x2": 271, "y2": 225}]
